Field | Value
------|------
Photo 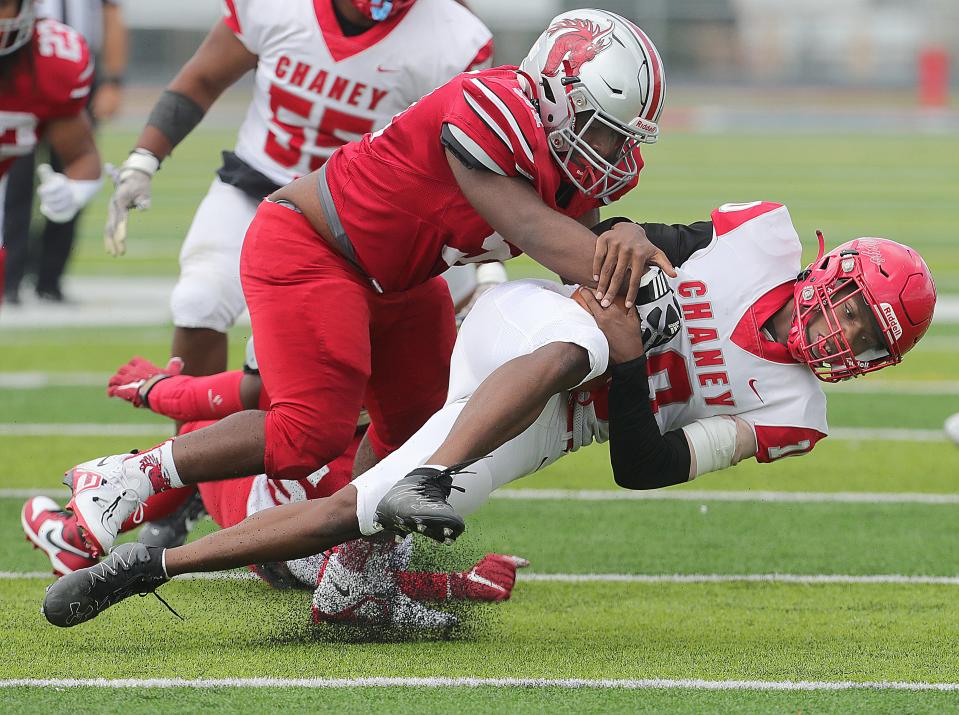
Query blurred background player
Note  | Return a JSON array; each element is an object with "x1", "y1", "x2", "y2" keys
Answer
[
  {"x1": 38, "y1": 203, "x2": 938, "y2": 628},
  {"x1": 102, "y1": 0, "x2": 495, "y2": 377},
  {"x1": 2, "y1": 0, "x2": 125, "y2": 305},
  {"x1": 0, "y1": 0, "x2": 102, "y2": 307}
]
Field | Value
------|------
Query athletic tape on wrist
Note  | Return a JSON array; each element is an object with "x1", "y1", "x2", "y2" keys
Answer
[
  {"x1": 122, "y1": 149, "x2": 160, "y2": 176},
  {"x1": 681, "y1": 416, "x2": 739, "y2": 478}
]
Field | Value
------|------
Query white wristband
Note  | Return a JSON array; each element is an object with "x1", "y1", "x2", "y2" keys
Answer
[
  {"x1": 476, "y1": 261, "x2": 507, "y2": 285},
  {"x1": 123, "y1": 149, "x2": 160, "y2": 176}
]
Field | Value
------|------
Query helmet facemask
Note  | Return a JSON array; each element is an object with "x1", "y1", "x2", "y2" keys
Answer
[
  {"x1": 547, "y1": 84, "x2": 657, "y2": 201},
  {"x1": 788, "y1": 249, "x2": 900, "y2": 382},
  {"x1": 0, "y1": 0, "x2": 34, "y2": 57}
]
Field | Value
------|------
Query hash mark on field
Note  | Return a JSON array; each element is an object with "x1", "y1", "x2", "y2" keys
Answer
[
  {"x1": 3, "y1": 677, "x2": 959, "y2": 691},
  {"x1": 7, "y1": 571, "x2": 959, "y2": 586},
  {"x1": 5, "y1": 488, "x2": 959, "y2": 504}
]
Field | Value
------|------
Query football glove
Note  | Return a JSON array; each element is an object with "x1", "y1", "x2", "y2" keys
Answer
[
  {"x1": 36, "y1": 164, "x2": 103, "y2": 224},
  {"x1": 104, "y1": 149, "x2": 160, "y2": 257},
  {"x1": 107, "y1": 356, "x2": 184, "y2": 408},
  {"x1": 635, "y1": 267, "x2": 682, "y2": 351},
  {"x1": 450, "y1": 553, "x2": 529, "y2": 602}
]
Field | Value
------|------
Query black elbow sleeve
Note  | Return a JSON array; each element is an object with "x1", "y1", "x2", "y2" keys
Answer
[{"x1": 608, "y1": 356, "x2": 691, "y2": 489}]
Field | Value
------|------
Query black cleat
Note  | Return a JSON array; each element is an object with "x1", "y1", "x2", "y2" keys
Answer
[
  {"x1": 137, "y1": 491, "x2": 207, "y2": 549},
  {"x1": 42, "y1": 543, "x2": 170, "y2": 627},
  {"x1": 374, "y1": 459, "x2": 483, "y2": 545}
]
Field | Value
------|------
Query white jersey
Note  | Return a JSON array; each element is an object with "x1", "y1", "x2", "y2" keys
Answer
[
  {"x1": 222, "y1": 0, "x2": 493, "y2": 185},
  {"x1": 577, "y1": 201, "x2": 828, "y2": 463}
]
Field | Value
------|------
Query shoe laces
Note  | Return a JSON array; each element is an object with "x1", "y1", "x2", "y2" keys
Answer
[
  {"x1": 87, "y1": 550, "x2": 183, "y2": 621},
  {"x1": 420, "y1": 456, "x2": 489, "y2": 499}
]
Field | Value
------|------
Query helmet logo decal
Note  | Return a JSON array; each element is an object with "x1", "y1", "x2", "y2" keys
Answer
[
  {"x1": 856, "y1": 238, "x2": 885, "y2": 266},
  {"x1": 542, "y1": 18, "x2": 615, "y2": 78},
  {"x1": 879, "y1": 302, "x2": 903, "y2": 339}
]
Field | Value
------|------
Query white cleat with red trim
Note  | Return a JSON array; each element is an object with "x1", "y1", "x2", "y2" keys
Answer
[
  {"x1": 21, "y1": 496, "x2": 98, "y2": 576},
  {"x1": 62, "y1": 453, "x2": 152, "y2": 557}
]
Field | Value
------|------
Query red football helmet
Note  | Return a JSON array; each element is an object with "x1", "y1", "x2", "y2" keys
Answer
[
  {"x1": 349, "y1": 0, "x2": 416, "y2": 22},
  {"x1": 0, "y1": 0, "x2": 34, "y2": 56},
  {"x1": 787, "y1": 234, "x2": 936, "y2": 382}
]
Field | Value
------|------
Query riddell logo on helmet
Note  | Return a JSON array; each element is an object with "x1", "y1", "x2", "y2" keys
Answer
[
  {"x1": 880, "y1": 302, "x2": 903, "y2": 339},
  {"x1": 542, "y1": 19, "x2": 615, "y2": 77}
]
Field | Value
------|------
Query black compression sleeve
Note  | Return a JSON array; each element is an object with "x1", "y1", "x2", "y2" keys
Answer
[
  {"x1": 608, "y1": 356, "x2": 692, "y2": 489},
  {"x1": 590, "y1": 217, "x2": 714, "y2": 269},
  {"x1": 146, "y1": 90, "x2": 206, "y2": 149}
]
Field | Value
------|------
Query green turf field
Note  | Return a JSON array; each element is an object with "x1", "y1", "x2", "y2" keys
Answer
[{"x1": 1, "y1": 127, "x2": 958, "y2": 712}]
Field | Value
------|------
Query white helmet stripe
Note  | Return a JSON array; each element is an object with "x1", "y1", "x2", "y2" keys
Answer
[
  {"x1": 468, "y1": 78, "x2": 535, "y2": 165},
  {"x1": 462, "y1": 91, "x2": 515, "y2": 155}
]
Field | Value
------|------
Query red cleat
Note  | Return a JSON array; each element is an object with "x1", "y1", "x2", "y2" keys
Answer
[{"x1": 21, "y1": 496, "x2": 98, "y2": 576}]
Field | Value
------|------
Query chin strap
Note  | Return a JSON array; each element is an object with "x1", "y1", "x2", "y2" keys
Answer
[{"x1": 797, "y1": 229, "x2": 828, "y2": 282}]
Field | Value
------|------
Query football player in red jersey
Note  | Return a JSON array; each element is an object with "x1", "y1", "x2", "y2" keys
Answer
[
  {"x1": 40, "y1": 205, "x2": 938, "y2": 629},
  {"x1": 0, "y1": 0, "x2": 101, "y2": 305},
  {"x1": 102, "y1": 0, "x2": 494, "y2": 378},
  {"x1": 54, "y1": 10, "x2": 671, "y2": 572}
]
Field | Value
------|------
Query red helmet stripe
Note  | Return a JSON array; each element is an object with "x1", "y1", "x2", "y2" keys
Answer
[{"x1": 622, "y1": 18, "x2": 664, "y2": 122}]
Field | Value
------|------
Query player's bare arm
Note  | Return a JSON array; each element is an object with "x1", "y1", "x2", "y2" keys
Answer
[
  {"x1": 429, "y1": 342, "x2": 590, "y2": 468},
  {"x1": 104, "y1": 22, "x2": 257, "y2": 256},
  {"x1": 135, "y1": 22, "x2": 257, "y2": 160},
  {"x1": 445, "y1": 149, "x2": 675, "y2": 308},
  {"x1": 35, "y1": 113, "x2": 103, "y2": 224},
  {"x1": 44, "y1": 113, "x2": 100, "y2": 180}
]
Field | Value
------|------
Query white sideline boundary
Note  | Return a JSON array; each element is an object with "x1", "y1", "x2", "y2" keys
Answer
[
  {"x1": 6, "y1": 571, "x2": 959, "y2": 586},
  {"x1": 4, "y1": 487, "x2": 959, "y2": 504},
  {"x1": 0, "y1": 423, "x2": 948, "y2": 441},
  {"x1": 2, "y1": 676, "x2": 959, "y2": 691}
]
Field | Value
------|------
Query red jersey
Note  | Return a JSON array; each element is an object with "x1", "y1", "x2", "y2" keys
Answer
[
  {"x1": 324, "y1": 65, "x2": 643, "y2": 292},
  {"x1": 0, "y1": 19, "x2": 92, "y2": 179}
]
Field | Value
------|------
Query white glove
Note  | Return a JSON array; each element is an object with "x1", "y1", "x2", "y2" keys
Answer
[
  {"x1": 103, "y1": 149, "x2": 160, "y2": 257},
  {"x1": 36, "y1": 164, "x2": 102, "y2": 224}
]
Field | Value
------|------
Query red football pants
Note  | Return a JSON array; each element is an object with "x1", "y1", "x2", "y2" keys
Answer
[{"x1": 240, "y1": 201, "x2": 456, "y2": 479}]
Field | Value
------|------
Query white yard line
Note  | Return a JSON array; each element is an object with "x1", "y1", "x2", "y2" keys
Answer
[
  {"x1": 4, "y1": 487, "x2": 959, "y2": 504},
  {"x1": 0, "y1": 423, "x2": 170, "y2": 436},
  {"x1": 5, "y1": 571, "x2": 959, "y2": 586},
  {"x1": 2, "y1": 676, "x2": 959, "y2": 691},
  {"x1": 0, "y1": 423, "x2": 948, "y2": 441},
  {"x1": 5, "y1": 370, "x2": 959, "y2": 394}
]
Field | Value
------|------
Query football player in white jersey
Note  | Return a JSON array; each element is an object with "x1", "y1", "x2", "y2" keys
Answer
[
  {"x1": 41, "y1": 200, "x2": 937, "y2": 628},
  {"x1": 102, "y1": 0, "x2": 495, "y2": 376}
]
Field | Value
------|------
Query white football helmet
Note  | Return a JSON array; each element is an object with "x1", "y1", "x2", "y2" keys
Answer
[
  {"x1": 519, "y1": 9, "x2": 665, "y2": 201},
  {"x1": 0, "y1": 0, "x2": 34, "y2": 57}
]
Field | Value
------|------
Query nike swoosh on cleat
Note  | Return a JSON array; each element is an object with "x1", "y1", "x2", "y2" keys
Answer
[
  {"x1": 330, "y1": 579, "x2": 351, "y2": 597},
  {"x1": 37, "y1": 521, "x2": 90, "y2": 558},
  {"x1": 96, "y1": 457, "x2": 112, "y2": 467}
]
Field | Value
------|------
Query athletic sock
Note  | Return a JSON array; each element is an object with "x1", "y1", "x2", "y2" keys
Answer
[
  {"x1": 123, "y1": 439, "x2": 184, "y2": 493},
  {"x1": 146, "y1": 370, "x2": 245, "y2": 421}
]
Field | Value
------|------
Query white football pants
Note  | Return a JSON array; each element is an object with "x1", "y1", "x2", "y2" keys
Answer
[{"x1": 352, "y1": 279, "x2": 610, "y2": 535}]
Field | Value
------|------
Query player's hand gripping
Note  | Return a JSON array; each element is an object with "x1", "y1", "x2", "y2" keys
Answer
[
  {"x1": 578, "y1": 288, "x2": 647, "y2": 364},
  {"x1": 451, "y1": 554, "x2": 530, "y2": 602},
  {"x1": 103, "y1": 149, "x2": 160, "y2": 256},
  {"x1": 592, "y1": 221, "x2": 676, "y2": 309},
  {"x1": 107, "y1": 356, "x2": 184, "y2": 408}
]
